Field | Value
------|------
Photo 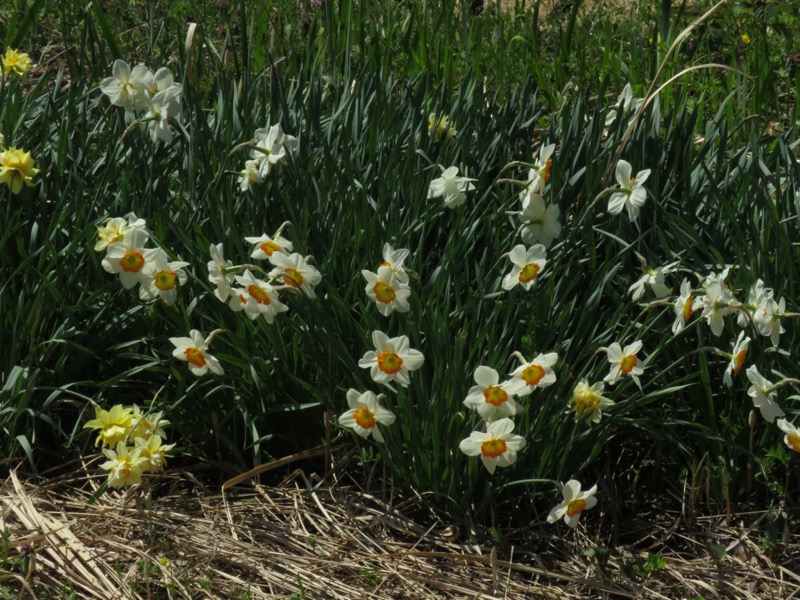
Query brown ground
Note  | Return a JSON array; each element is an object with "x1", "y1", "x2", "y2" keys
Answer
[{"x1": 2, "y1": 462, "x2": 799, "y2": 599}]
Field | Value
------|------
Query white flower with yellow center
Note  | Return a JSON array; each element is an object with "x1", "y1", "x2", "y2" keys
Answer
[
  {"x1": 144, "y1": 89, "x2": 180, "y2": 144},
  {"x1": 673, "y1": 278, "x2": 701, "y2": 335},
  {"x1": 519, "y1": 193, "x2": 562, "y2": 248},
  {"x1": 95, "y1": 214, "x2": 147, "y2": 252},
  {"x1": 100, "y1": 442, "x2": 146, "y2": 488},
  {"x1": 701, "y1": 281, "x2": 734, "y2": 337},
  {"x1": 427, "y1": 166, "x2": 477, "y2": 209},
  {"x1": 745, "y1": 365, "x2": 785, "y2": 423},
  {"x1": 100, "y1": 59, "x2": 152, "y2": 113},
  {"x1": 527, "y1": 143, "x2": 555, "y2": 192},
  {"x1": 608, "y1": 160, "x2": 650, "y2": 220},
  {"x1": 238, "y1": 159, "x2": 263, "y2": 191},
  {"x1": 722, "y1": 331, "x2": 750, "y2": 388},
  {"x1": 777, "y1": 419, "x2": 800, "y2": 455},
  {"x1": 231, "y1": 270, "x2": 289, "y2": 323},
  {"x1": 252, "y1": 123, "x2": 299, "y2": 177},
  {"x1": 602, "y1": 341, "x2": 644, "y2": 385},
  {"x1": 459, "y1": 418, "x2": 526, "y2": 475},
  {"x1": 245, "y1": 232, "x2": 293, "y2": 263},
  {"x1": 268, "y1": 252, "x2": 322, "y2": 299},
  {"x1": 510, "y1": 352, "x2": 558, "y2": 396},
  {"x1": 139, "y1": 251, "x2": 189, "y2": 305},
  {"x1": 208, "y1": 243, "x2": 235, "y2": 302},
  {"x1": 428, "y1": 112, "x2": 457, "y2": 142},
  {"x1": 463, "y1": 366, "x2": 526, "y2": 421},
  {"x1": 569, "y1": 380, "x2": 614, "y2": 425},
  {"x1": 362, "y1": 266, "x2": 411, "y2": 316},
  {"x1": 379, "y1": 243, "x2": 410, "y2": 284},
  {"x1": 101, "y1": 228, "x2": 160, "y2": 289},
  {"x1": 547, "y1": 480, "x2": 598, "y2": 528},
  {"x1": 129, "y1": 406, "x2": 169, "y2": 440},
  {"x1": 134, "y1": 435, "x2": 175, "y2": 473},
  {"x1": 358, "y1": 331, "x2": 424, "y2": 387},
  {"x1": 502, "y1": 244, "x2": 546, "y2": 291},
  {"x1": 629, "y1": 261, "x2": 678, "y2": 301},
  {"x1": 338, "y1": 389, "x2": 396, "y2": 443},
  {"x1": 169, "y1": 329, "x2": 224, "y2": 376}
]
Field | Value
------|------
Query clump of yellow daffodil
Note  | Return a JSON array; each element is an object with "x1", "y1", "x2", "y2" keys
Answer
[
  {"x1": 0, "y1": 147, "x2": 40, "y2": 194},
  {"x1": 2, "y1": 48, "x2": 33, "y2": 77},
  {"x1": 85, "y1": 403, "x2": 174, "y2": 488}
]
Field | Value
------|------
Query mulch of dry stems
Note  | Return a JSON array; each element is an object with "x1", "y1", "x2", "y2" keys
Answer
[{"x1": 2, "y1": 460, "x2": 799, "y2": 600}]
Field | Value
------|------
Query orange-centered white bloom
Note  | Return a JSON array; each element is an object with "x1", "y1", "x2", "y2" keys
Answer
[
  {"x1": 245, "y1": 232, "x2": 293, "y2": 263},
  {"x1": 510, "y1": 352, "x2": 558, "y2": 396},
  {"x1": 745, "y1": 365, "x2": 785, "y2": 423},
  {"x1": 569, "y1": 380, "x2": 614, "y2": 425},
  {"x1": 268, "y1": 252, "x2": 322, "y2": 299},
  {"x1": 722, "y1": 331, "x2": 750, "y2": 388},
  {"x1": 358, "y1": 330, "x2": 424, "y2": 387},
  {"x1": 83, "y1": 404, "x2": 134, "y2": 447},
  {"x1": 338, "y1": 389, "x2": 396, "y2": 443},
  {"x1": 673, "y1": 278, "x2": 701, "y2": 334},
  {"x1": 101, "y1": 228, "x2": 160, "y2": 290},
  {"x1": 231, "y1": 270, "x2": 289, "y2": 323},
  {"x1": 362, "y1": 266, "x2": 411, "y2": 316},
  {"x1": 169, "y1": 329, "x2": 224, "y2": 377},
  {"x1": 502, "y1": 244, "x2": 546, "y2": 291},
  {"x1": 100, "y1": 442, "x2": 146, "y2": 488},
  {"x1": 777, "y1": 419, "x2": 800, "y2": 454},
  {"x1": 0, "y1": 147, "x2": 39, "y2": 194},
  {"x1": 602, "y1": 340, "x2": 644, "y2": 385},
  {"x1": 459, "y1": 418, "x2": 526, "y2": 475},
  {"x1": 547, "y1": 480, "x2": 598, "y2": 528},
  {"x1": 463, "y1": 366, "x2": 526, "y2": 420}
]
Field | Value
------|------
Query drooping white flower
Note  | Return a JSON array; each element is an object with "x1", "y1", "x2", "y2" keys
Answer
[
  {"x1": 605, "y1": 83, "x2": 644, "y2": 127},
  {"x1": 628, "y1": 262, "x2": 678, "y2": 301},
  {"x1": 245, "y1": 233, "x2": 293, "y2": 263},
  {"x1": 745, "y1": 365, "x2": 785, "y2": 423},
  {"x1": 208, "y1": 243, "x2": 236, "y2": 302},
  {"x1": 608, "y1": 160, "x2": 650, "y2": 220},
  {"x1": 776, "y1": 419, "x2": 800, "y2": 454},
  {"x1": 722, "y1": 331, "x2": 750, "y2": 388},
  {"x1": 101, "y1": 228, "x2": 160, "y2": 289},
  {"x1": 673, "y1": 278, "x2": 701, "y2": 334},
  {"x1": 602, "y1": 340, "x2": 644, "y2": 385},
  {"x1": 232, "y1": 270, "x2": 290, "y2": 323},
  {"x1": 268, "y1": 252, "x2": 322, "y2": 299},
  {"x1": 509, "y1": 352, "x2": 558, "y2": 396},
  {"x1": 547, "y1": 480, "x2": 598, "y2": 528},
  {"x1": 518, "y1": 193, "x2": 562, "y2": 248},
  {"x1": 463, "y1": 366, "x2": 526, "y2": 421},
  {"x1": 139, "y1": 251, "x2": 189, "y2": 305},
  {"x1": 238, "y1": 159, "x2": 263, "y2": 191},
  {"x1": 502, "y1": 244, "x2": 547, "y2": 291},
  {"x1": 338, "y1": 389, "x2": 396, "y2": 442},
  {"x1": 569, "y1": 380, "x2": 614, "y2": 425},
  {"x1": 100, "y1": 59, "x2": 152, "y2": 112},
  {"x1": 459, "y1": 418, "x2": 526, "y2": 475},
  {"x1": 169, "y1": 329, "x2": 224, "y2": 376},
  {"x1": 362, "y1": 266, "x2": 411, "y2": 316},
  {"x1": 252, "y1": 123, "x2": 299, "y2": 177},
  {"x1": 358, "y1": 330, "x2": 424, "y2": 387},
  {"x1": 427, "y1": 166, "x2": 476, "y2": 209}
]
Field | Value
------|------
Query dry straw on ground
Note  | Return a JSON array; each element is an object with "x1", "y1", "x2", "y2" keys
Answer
[{"x1": 2, "y1": 460, "x2": 799, "y2": 599}]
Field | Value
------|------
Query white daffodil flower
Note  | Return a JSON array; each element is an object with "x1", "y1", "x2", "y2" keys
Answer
[
  {"x1": 701, "y1": 281, "x2": 734, "y2": 337},
  {"x1": 519, "y1": 193, "x2": 562, "y2": 248},
  {"x1": 673, "y1": 278, "x2": 701, "y2": 334},
  {"x1": 602, "y1": 340, "x2": 644, "y2": 385},
  {"x1": 362, "y1": 266, "x2": 411, "y2": 316},
  {"x1": 608, "y1": 160, "x2": 650, "y2": 221},
  {"x1": 463, "y1": 366, "x2": 526, "y2": 421},
  {"x1": 358, "y1": 330, "x2": 424, "y2": 387},
  {"x1": 776, "y1": 419, "x2": 800, "y2": 454},
  {"x1": 605, "y1": 83, "x2": 644, "y2": 127},
  {"x1": 754, "y1": 296, "x2": 786, "y2": 348},
  {"x1": 100, "y1": 59, "x2": 152, "y2": 112},
  {"x1": 208, "y1": 243, "x2": 235, "y2": 302},
  {"x1": 569, "y1": 380, "x2": 614, "y2": 425},
  {"x1": 338, "y1": 389, "x2": 396, "y2": 443},
  {"x1": 547, "y1": 480, "x2": 598, "y2": 528},
  {"x1": 232, "y1": 270, "x2": 290, "y2": 323},
  {"x1": 95, "y1": 213, "x2": 147, "y2": 253},
  {"x1": 245, "y1": 232, "x2": 293, "y2": 263},
  {"x1": 722, "y1": 331, "x2": 749, "y2": 388},
  {"x1": 629, "y1": 262, "x2": 677, "y2": 301},
  {"x1": 268, "y1": 252, "x2": 322, "y2": 299},
  {"x1": 100, "y1": 442, "x2": 146, "y2": 488},
  {"x1": 745, "y1": 365, "x2": 785, "y2": 423},
  {"x1": 737, "y1": 279, "x2": 768, "y2": 328},
  {"x1": 252, "y1": 123, "x2": 299, "y2": 177},
  {"x1": 502, "y1": 244, "x2": 547, "y2": 291},
  {"x1": 169, "y1": 329, "x2": 224, "y2": 376},
  {"x1": 144, "y1": 89, "x2": 180, "y2": 143},
  {"x1": 509, "y1": 352, "x2": 558, "y2": 396},
  {"x1": 238, "y1": 159, "x2": 263, "y2": 191},
  {"x1": 139, "y1": 250, "x2": 189, "y2": 305},
  {"x1": 459, "y1": 418, "x2": 526, "y2": 475},
  {"x1": 525, "y1": 143, "x2": 555, "y2": 195},
  {"x1": 134, "y1": 435, "x2": 176, "y2": 473},
  {"x1": 101, "y1": 228, "x2": 160, "y2": 289},
  {"x1": 379, "y1": 243, "x2": 410, "y2": 284},
  {"x1": 427, "y1": 166, "x2": 476, "y2": 209}
]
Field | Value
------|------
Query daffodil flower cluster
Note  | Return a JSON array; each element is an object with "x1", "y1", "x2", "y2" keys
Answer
[
  {"x1": 100, "y1": 59, "x2": 183, "y2": 143},
  {"x1": 84, "y1": 404, "x2": 174, "y2": 489},
  {"x1": 517, "y1": 143, "x2": 562, "y2": 248},
  {"x1": 237, "y1": 123, "x2": 299, "y2": 191},
  {"x1": 97, "y1": 213, "x2": 189, "y2": 305}
]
